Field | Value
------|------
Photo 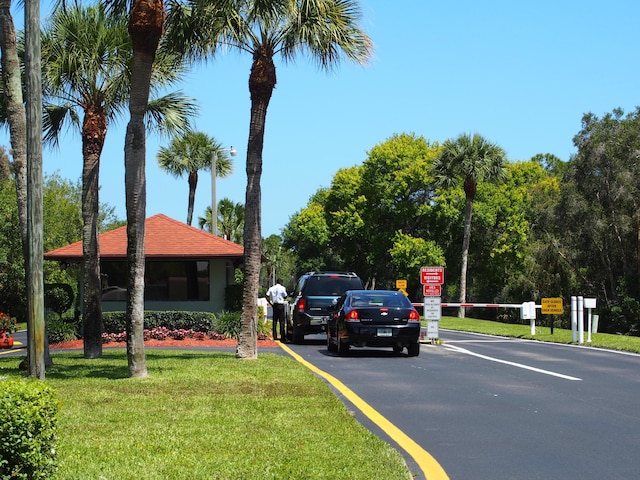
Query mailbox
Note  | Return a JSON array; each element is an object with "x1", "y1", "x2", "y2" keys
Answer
[{"x1": 520, "y1": 301, "x2": 536, "y2": 320}]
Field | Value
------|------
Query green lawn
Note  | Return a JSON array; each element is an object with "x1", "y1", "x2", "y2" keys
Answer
[
  {"x1": 438, "y1": 316, "x2": 640, "y2": 354},
  {"x1": 0, "y1": 350, "x2": 412, "y2": 480}
]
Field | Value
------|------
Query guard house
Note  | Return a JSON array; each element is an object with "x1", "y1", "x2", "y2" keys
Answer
[{"x1": 44, "y1": 214, "x2": 244, "y2": 313}]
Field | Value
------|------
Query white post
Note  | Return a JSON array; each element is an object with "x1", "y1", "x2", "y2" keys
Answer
[
  {"x1": 584, "y1": 298, "x2": 596, "y2": 343},
  {"x1": 530, "y1": 301, "x2": 536, "y2": 335},
  {"x1": 571, "y1": 296, "x2": 577, "y2": 343},
  {"x1": 578, "y1": 296, "x2": 584, "y2": 344},
  {"x1": 211, "y1": 151, "x2": 217, "y2": 236}
]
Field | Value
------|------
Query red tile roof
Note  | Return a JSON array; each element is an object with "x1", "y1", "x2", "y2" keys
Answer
[{"x1": 44, "y1": 214, "x2": 244, "y2": 261}]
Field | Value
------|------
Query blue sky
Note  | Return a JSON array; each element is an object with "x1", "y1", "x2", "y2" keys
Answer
[{"x1": 3, "y1": 0, "x2": 640, "y2": 237}]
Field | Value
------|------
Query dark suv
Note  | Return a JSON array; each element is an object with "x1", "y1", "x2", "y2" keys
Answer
[{"x1": 286, "y1": 272, "x2": 364, "y2": 344}]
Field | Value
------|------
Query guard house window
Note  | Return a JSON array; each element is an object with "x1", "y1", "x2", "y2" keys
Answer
[{"x1": 101, "y1": 261, "x2": 210, "y2": 301}]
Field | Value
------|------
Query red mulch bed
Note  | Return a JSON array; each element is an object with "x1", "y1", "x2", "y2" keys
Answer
[{"x1": 50, "y1": 338, "x2": 280, "y2": 350}]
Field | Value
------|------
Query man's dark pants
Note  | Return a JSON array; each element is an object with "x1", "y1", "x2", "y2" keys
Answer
[{"x1": 272, "y1": 304, "x2": 286, "y2": 340}]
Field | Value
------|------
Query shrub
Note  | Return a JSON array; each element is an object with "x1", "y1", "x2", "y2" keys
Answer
[
  {"x1": 214, "y1": 311, "x2": 269, "y2": 339},
  {"x1": 47, "y1": 318, "x2": 79, "y2": 344},
  {"x1": 47, "y1": 311, "x2": 79, "y2": 344},
  {"x1": 214, "y1": 311, "x2": 242, "y2": 338},
  {"x1": 0, "y1": 378, "x2": 59, "y2": 480},
  {"x1": 101, "y1": 311, "x2": 216, "y2": 334},
  {"x1": 44, "y1": 283, "x2": 75, "y2": 317}
]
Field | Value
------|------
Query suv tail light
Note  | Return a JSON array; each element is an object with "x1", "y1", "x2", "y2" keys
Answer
[
  {"x1": 408, "y1": 309, "x2": 420, "y2": 323},
  {"x1": 297, "y1": 298, "x2": 305, "y2": 311},
  {"x1": 345, "y1": 310, "x2": 359, "y2": 322}
]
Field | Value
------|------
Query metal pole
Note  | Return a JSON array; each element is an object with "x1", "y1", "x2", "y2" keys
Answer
[{"x1": 211, "y1": 150, "x2": 217, "y2": 236}]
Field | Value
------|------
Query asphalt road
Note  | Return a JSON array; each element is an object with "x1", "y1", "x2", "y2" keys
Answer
[
  {"x1": 282, "y1": 331, "x2": 640, "y2": 480},
  {"x1": 6, "y1": 328, "x2": 639, "y2": 479}
]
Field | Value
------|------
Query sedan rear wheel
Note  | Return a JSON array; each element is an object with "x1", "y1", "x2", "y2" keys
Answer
[{"x1": 407, "y1": 342, "x2": 420, "y2": 357}]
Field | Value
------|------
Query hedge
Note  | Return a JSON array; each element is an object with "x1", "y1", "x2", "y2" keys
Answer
[{"x1": 0, "y1": 378, "x2": 59, "y2": 479}]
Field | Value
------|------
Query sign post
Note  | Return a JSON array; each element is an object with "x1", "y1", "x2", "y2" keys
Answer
[
  {"x1": 420, "y1": 267, "x2": 444, "y2": 342},
  {"x1": 542, "y1": 297, "x2": 563, "y2": 335},
  {"x1": 395, "y1": 279, "x2": 408, "y2": 296}
]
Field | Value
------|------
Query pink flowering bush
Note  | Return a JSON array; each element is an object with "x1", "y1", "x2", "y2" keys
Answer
[
  {"x1": 101, "y1": 328, "x2": 228, "y2": 344},
  {"x1": 0, "y1": 312, "x2": 16, "y2": 333}
]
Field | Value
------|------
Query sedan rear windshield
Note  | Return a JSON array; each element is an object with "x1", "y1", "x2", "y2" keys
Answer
[
  {"x1": 349, "y1": 292, "x2": 412, "y2": 308},
  {"x1": 304, "y1": 276, "x2": 363, "y2": 296}
]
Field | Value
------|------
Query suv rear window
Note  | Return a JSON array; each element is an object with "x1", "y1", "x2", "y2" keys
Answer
[{"x1": 304, "y1": 276, "x2": 363, "y2": 296}]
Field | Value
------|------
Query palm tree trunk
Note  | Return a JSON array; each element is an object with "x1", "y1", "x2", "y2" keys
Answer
[
  {"x1": 237, "y1": 49, "x2": 276, "y2": 359},
  {"x1": 458, "y1": 195, "x2": 474, "y2": 318},
  {"x1": 0, "y1": 0, "x2": 27, "y2": 248},
  {"x1": 81, "y1": 108, "x2": 107, "y2": 358},
  {"x1": 187, "y1": 170, "x2": 197, "y2": 225},
  {"x1": 124, "y1": 0, "x2": 165, "y2": 377}
]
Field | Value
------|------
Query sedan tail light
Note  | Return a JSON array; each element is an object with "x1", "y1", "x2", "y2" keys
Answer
[
  {"x1": 408, "y1": 309, "x2": 420, "y2": 323},
  {"x1": 345, "y1": 310, "x2": 359, "y2": 322}
]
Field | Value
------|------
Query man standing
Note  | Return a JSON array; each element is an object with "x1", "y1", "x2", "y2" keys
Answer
[{"x1": 266, "y1": 278, "x2": 288, "y2": 342}]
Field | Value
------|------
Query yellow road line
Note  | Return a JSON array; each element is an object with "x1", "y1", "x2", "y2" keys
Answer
[
  {"x1": 0, "y1": 347, "x2": 25, "y2": 356},
  {"x1": 279, "y1": 343, "x2": 449, "y2": 480}
]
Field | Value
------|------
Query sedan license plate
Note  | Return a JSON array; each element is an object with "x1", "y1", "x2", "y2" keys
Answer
[{"x1": 377, "y1": 328, "x2": 392, "y2": 337}]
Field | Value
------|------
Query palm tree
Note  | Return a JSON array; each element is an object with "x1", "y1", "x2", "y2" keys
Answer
[
  {"x1": 198, "y1": 199, "x2": 244, "y2": 243},
  {"x1": 157, "y1": 131, "x2": 233, "y2": 226},
  {"x1": 41, "y1": 2, "x2": 196, "y2": 360},
  {"x1": 432, "y1": 133, "x2": 506, "y2": 318},
  {"x1": 165, "y1": 0, "x2": 372, "y2": 358}
]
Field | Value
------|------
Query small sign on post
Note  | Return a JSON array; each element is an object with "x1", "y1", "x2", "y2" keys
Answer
[
  {"x1": 541, "y1": 298, "x2": 563, "y2": 315},
  {"x1": 395, "y1": 279, "x2": 408, "y2": 296},
  {"x1": 420, "y1": 266, "x2": 444, "y2": 285},
  {"x1": 423, "y1": 284, "x2": 441, "y2": 297}
]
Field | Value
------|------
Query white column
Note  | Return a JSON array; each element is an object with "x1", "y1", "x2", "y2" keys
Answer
[{"x1": 578, "y1": 296, "x2": 584, "y2": 344}]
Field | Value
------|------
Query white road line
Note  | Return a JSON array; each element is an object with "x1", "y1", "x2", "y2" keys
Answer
[{"x1": 444, "y1": 344, "x2": 582, "y2": 381}]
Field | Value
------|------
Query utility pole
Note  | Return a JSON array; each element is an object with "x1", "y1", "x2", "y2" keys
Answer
[{"x1": 25, "y1": 0, "x2": 45, "y2": 379}]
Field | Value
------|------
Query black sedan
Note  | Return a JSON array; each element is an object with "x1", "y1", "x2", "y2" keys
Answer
[{"x1": 326, "y1": 290, "x2": 421, "y2": 356}]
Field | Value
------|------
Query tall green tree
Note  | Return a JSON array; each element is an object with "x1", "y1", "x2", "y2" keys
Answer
[
  {"x1": 165, "y1": 0, "x2": 372, "y2": 358},
  {"x1": 41, "y1": 1, "x2": 195, "y2": 360},
  {"x1": 157, "y1": 131, "x2": 233, "y2": 225},
  {"x1": 282, "y1": 189, "x2": 335, "y2": 273},
  {"x1": 356, "y1": 133, "x2": 440, "y2": 288},
  {"x1": 432, "y1": 133, "x2": 506, "y2": 317},
  {"x1": 554, "y1": 108, "x2": 640, "y2": 333},
  {"x1": 285, "y1": 133, "x2": 442, "y2": 292},
  {"x1": 262, "y1": 233, "x2": 295, "y2": 291},
  {"x1": 0, "y1": 172, "x2": 89, "y2": 322}
]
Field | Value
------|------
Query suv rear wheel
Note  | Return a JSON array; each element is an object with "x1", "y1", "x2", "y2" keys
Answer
[{"x1": 292, "y1": 326, "x2": 305, "y2": 344}]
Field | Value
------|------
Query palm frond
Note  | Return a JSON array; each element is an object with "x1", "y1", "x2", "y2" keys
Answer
[
  {"x1": 42, "y1": 103, "x2": 80, "y2": 148},
  {"x1": 146, "y1": 91, "x2": 199, "y2": 137}
]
